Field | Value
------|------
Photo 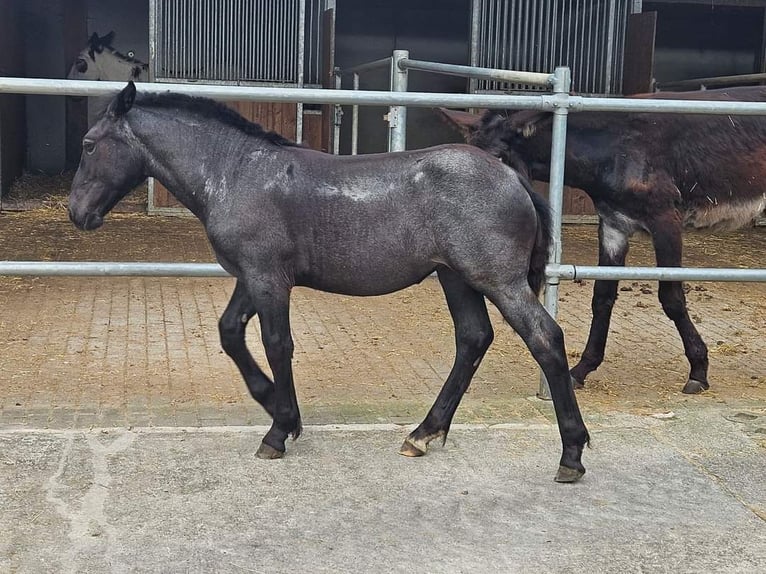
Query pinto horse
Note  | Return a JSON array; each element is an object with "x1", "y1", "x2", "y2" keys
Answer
[
  {"x1": 68, "y1": 83, "x2": 590, "y2": 482},
  {"x1": 438, "y1": 86, "x2": 766, "y2": 395},
  {"x1": 67, "y1": 32, "x2": 148, "y2": 82}
]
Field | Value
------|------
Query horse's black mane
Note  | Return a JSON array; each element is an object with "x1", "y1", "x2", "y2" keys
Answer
[{"x1": 135, "y1": 92, "x2": 300, "y2": 147}]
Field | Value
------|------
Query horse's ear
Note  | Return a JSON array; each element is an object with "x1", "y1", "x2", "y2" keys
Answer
[
  {"x1": 507, "y1": 110, "x2": 548, "y2": 139},
  {"x1": 108, "y1": 82, "x2": 136, "y2": 117},
  {"x1": 434, "y1": 107, "x2": 482, "y2": 142},
  {"x1": 101, "y1": 31, "x2": 115, "y2": 46}
]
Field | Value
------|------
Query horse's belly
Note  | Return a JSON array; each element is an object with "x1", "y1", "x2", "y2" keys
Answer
[
  {"x1": 299, "y1": 260, "x2": 436, "y2": 296},
  {"x1": 683, "y1": 195, "x2": 766, "y2": 230}
]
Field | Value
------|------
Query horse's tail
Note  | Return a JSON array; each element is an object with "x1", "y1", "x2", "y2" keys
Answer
[{"x1": 519, "y1": 174, "x2": 552, "y2": 295}]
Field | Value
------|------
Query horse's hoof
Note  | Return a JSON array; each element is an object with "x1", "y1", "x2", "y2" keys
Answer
[
  {"x1": 256, "y1": 442, "x2": 285, "y2": 459},
  {"x1": 682, "y1": 379, "x2": 709, "y2": 394},
  {"x1": 398, "y1": 438, "x2": 427, "y2": 457},
  {"x1": 554, "y1": 465, "x2": 585, "y2": 483},
  {"x1": 570, "y1": 375, "x2": 585, "y2": 390}
]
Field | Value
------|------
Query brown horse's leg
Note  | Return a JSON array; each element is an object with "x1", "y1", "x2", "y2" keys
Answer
[
  {"x1": 570, "y1": 218, "x2": 630, "y2": 387},
  {"x1": 649, "y1": 214, "x2": 709, "y2": 394},
  {"x1": 487, "y1": 282, "x2": 589, "y2": 482},
  {"x1": 400, "y1": 268, "x2": 493, "y2": 457},
  {"x1": 219, "y1": 280, "x2": 275, "y2": 415}
]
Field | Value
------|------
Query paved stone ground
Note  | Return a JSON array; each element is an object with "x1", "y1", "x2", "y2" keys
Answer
[
  {"x1": 0, "y1": 211, "x2": 764, "y2": 429},
  {"x1": 0, "y1": 210, "x2": 764, "y2": 572}
]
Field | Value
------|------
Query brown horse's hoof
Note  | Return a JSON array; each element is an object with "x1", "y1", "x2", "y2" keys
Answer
[
  {"x1": 398, "y1": 438, "x2": 427, "y2": 457},
  {"x1": 256, "y1": 442, "x2": 285, "y2": 459},
  {"x1": 682, "y1": 379, "x2": 709, "y2": 394},
  {"x1": 554, "y1": 465, "x2": 585, "y2": 483}
]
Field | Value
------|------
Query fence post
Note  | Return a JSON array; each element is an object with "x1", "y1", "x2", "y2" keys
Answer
[
  {"x1": 538, "y1": 66, "x2": 571, "y2": 400},
  {"x1": 389, "y1": 50, "x2": 409, "y2": 152}
]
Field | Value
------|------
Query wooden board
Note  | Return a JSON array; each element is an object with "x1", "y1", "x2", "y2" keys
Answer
[{"x1": 623, "y1": 12, "x2": 657, "y2": 95}]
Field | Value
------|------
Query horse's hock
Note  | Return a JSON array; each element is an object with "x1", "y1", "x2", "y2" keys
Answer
[{"x1": 0, "y1": 210, "x2": 764, "y2": 429}]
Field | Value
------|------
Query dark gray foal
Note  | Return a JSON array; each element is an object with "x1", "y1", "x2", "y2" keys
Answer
[{"x1": 69, "y1": 83, "x2": 589, "y2": 482}]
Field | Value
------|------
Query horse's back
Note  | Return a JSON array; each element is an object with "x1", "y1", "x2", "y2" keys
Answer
[{"x1": 271, "y1": 144, "x2": 540, "y2": 295}]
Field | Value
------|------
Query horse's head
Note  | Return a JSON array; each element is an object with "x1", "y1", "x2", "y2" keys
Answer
[
  {"x1": 435, "y1": 107, "x2": 550, "y2": 179},
  {"x1": 69, "y1": 82, "x2": 146, "y2": 230},
  {"x1": 67, "y1": 31, "x2": 116, "y2": 80}
]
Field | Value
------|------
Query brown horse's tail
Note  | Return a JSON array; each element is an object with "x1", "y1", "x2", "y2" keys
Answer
[{"x1": 519, "y1": 175, "x2": 552, "y2": 294}]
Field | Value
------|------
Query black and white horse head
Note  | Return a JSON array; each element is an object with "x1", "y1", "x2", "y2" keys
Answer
[{"x1": 67, "y1": 32, "x2": 148, "y2": 82}]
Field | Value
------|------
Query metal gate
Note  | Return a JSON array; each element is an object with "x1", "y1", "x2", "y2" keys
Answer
[
  {"x1": 471, "y1": 0, "x2": 635, "y2": 94},
  {"x1": 149, "y1": 0, "x2": 329, "y2": 87}
]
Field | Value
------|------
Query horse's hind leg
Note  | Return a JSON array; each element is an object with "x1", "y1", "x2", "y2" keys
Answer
[
  {"x1": 219, "y1": 280, "x2": 275, "y2": 415},
  {"x1": 570, "y1": 218, "x2": 629, "y2": 387},
  {"x1": 400, "y1": 267, "x2": 494, "y2": 457},
  {"x1": 487, "y1": 282, "x2": 589, "y2": 482},
  {"x1": 649, "y1": 215, "x2": 709, "y2": 393}
]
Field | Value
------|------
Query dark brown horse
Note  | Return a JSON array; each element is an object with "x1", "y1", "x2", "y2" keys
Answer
[{"x1": 438, "y1": 86, "x2": 766, "y2": 394}]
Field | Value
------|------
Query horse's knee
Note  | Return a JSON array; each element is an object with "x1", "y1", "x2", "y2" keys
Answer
[
  {"x1": 262, "y1": 330, "x2": 294, "y2": 361},
  {"x1": 457, "y1": 325, "x2": 494, "y2": 360},
  {"x1": 591, "y1": 280, "x2": 619, "y2": 313},
  {"x1": 658, "y1": 283, "x2": 687, "y2": 321},
  {"x1": 219, "y1": 314, "x2": 245, "y2": 356},
  {"x1": 529, "y1": 321, "x2": 568, "y2": 373}
]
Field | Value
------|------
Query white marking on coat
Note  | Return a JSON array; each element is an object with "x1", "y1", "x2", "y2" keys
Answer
[{"x1": 684, "y1": 195, "x2": 766, "y2": 230}]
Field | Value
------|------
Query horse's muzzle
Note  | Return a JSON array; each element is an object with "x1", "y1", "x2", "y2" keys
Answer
[{"x1": 68, "y1": 206, "x2": 104, "y2": 231}]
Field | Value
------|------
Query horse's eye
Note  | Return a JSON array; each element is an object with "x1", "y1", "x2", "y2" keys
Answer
[
  {"x1": 83, "y1": 140, "x2": 96, "y2": 155},
  {"x1": 76, "y1": 58, "x2": 88, "y2": 73}
]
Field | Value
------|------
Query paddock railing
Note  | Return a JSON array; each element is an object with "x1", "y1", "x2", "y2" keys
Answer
[{"x1": 1, "y1": 74, "x2": 766, "y2": 400}]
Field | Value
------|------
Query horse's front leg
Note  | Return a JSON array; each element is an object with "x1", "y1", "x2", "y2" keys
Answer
[
  {"x1": 219, "y1": 280, "x2": 275, "y2": 416},
  {"x1": 570, "y1": 217, "x2": 630, "y2": 387},
  {"x1": 248, "y1": 283, "x2": 302, "y2": 459},
  {"x1": 649, "y1": 213, "x2": 709, "y2": 394}
]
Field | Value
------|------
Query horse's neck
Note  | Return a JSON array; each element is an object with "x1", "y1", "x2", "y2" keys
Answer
[
  {"x1": 100, "y1": 52, "x2": 148, "y2": 81},
  {"x1": 133, "y1": 112, "x2": 250, "y2": 217}
]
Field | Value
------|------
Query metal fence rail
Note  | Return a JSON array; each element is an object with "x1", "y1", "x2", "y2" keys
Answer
[{"x1": 1, "y1": 262, "x2": 765, "y2": 283}]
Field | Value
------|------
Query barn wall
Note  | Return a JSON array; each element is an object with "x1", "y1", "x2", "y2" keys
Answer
[
  {"x1": 23, "y1": 0, "x2": 68, "y2": 175},
  {"x1": 0, "y1": 0, "x2": 26, "y2": 194},
  {"x1": 644, "y1": 3, "x2": 765, "y2": 84},
  {"x1": 335, "y1": 0, "x2": 471, "y2": 154}
]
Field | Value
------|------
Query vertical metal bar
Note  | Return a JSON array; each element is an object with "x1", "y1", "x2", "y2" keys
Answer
[
  {"x1": 539, "y1": 66, "x2": 571, "y2": 400},
  {"x1": 183, "y1": 0, "x2": 188, "y2": 78},
  {"x1": 469, "y1": 0, "x2": 481, "y2": 94},
  {"x1": 149, "y1": 0, "x2": 157, "y2": 80},
  {"x1": 352, "y1": 73, "x2": 359, "y2": 155},
  {"x1": 529, "y1": 0, "x2": 537, "y2": 74},
  {"x1": 333, "y1": 72, "x2": 341, "y2": 155},
  {"x1": 228, "y1": 0, "x2": 233, "y2": 81},
  {"x1": 234, "y1": 0, "x2": 240, "y2": 82},
  {"x1": 389, "y1": 50, "x2": 408, "y2": 152},
  {"x1": 498, "y1": 0, "x2": 511, "y2": 70},
  {"x1": 605, "y1": 0, "x2": 617, "y2": 94},
  {"x1": 297, "y1": 0, "x2": 306, "y2": 142},
  {"x1": 583, "y1": 0, "x2": 599, "y2": 92},
  {"x1": 593, "y1": 0, "x2": 602, "y2": 93},
  {"x1": 515, "y1": 0, "x2": 522, "y2": 85}
]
